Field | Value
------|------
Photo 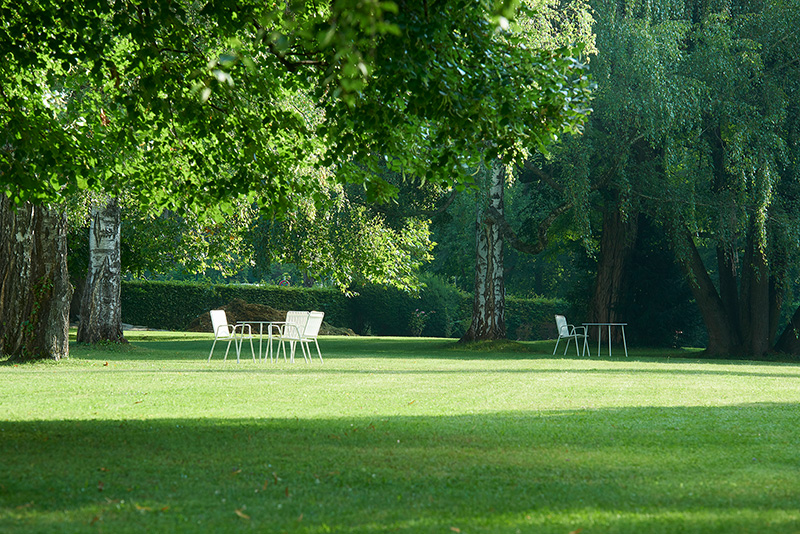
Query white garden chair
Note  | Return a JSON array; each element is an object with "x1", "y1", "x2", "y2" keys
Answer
[
  {"x1": 553, "y1": 314, "x2": 588, "y2": 357},
  {"x1": 300, "y1": 311, "x2": 325, "y2": 363},
  {"x1": 207, "y1": 309, "x2": 255, "y2": 363},
  {"x1": 277, "y1": 311, "x2": 310, "y2": 363},
  {"x1": 277, "y1": 311, "x2": 325, "y2": 363}
]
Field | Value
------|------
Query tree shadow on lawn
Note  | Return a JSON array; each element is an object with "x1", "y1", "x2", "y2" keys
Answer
[{"x1": 2, "y1": 404, "x2": 799, "y2": 533}]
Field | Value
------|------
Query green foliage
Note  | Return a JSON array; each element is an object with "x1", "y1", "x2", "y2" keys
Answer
[
  {"x1": 349, "y1": 275, "x2": 470, "y2": 338},
  {"x1": 417, "y1": 274, "x2": 473, "y2": 338},
  {"x1": 619, "y1": 218, "x2": 707, "y2": 348},
  {"x1": 2, "y1": 0, "x2": 592, "y2": 218},
  {"x1": 248, "y1": 185, "x2": 435, "y2": 292}
]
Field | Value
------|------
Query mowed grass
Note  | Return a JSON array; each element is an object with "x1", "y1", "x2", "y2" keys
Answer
[{"x1": 2, "y1": 333, "x2": 800, "y2": 533}]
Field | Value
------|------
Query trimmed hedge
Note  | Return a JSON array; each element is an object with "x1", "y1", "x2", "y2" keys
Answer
[
  {"x1": 121, "y1": 280, "x2": 569, "y2": 340},
  {"x1": 121, "y1": 281, "x2": 352, "y2": 332},
  {"x1": 506, "y1": 296, "x2": 573, "y2": 341}
]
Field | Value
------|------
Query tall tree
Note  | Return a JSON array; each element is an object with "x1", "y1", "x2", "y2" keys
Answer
[
  {"x1": 462, "y1": 160, "x2": 508, "y2": 341},
  {"x1": 457, "y1": 0, "x2": 595, "y2": 341}
]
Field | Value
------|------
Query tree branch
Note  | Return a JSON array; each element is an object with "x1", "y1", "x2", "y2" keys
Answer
[
  {"x1": 521, "y1": 161, "x2": 563, "y2": 191},
  {"x1": 486, "y1": 202, "x2": 573, "y2": 255},
  {"x1": 266, "y1": 41, "x2": 328, "y2": 72}
]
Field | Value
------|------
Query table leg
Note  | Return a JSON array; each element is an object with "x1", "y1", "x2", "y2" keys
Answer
[
  {"x1": 622, "y1": 325, "x2": 628, "y2": 357},
  {"x1": 608, "y1": 325, "x2": 612, "y2": 357},
  {"x1": 597, "y1": 326, "x2": 601, "y2": 357}
]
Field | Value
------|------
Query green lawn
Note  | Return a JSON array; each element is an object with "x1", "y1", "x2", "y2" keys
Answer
[{"x1": 2, "y1": 333, "x2": 799, "y2": 533}]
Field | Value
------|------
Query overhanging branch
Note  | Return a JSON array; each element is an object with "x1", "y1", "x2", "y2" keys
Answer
[{"x1": 486, "y1": 202, "x2": 572, "y2": 255}]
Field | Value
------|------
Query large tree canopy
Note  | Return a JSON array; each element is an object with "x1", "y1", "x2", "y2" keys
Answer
[{"x1": 1, "y1": 0, "x2": 592, "y2": 214}]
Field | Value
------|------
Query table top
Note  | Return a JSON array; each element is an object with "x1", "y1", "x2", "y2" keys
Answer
[{"x1": 583, "y1": 322, "x2": 627, "y2": 326}]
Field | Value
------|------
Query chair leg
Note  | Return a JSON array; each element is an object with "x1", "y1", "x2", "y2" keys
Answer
[
  {"x1": 234, "y1": 335, "x2": 242, "y2": 363},
  {"x1": 563, "y1": 337, "x2": 571, "y2": 355},
  {"x1": 573, "y1": 335, "x2": 580, "y2": 357},
  {"x1": 553, "y1": 338, "x2": 561, "y2": 355},
  {"x1": 224, "y1": 338, "x2": 234, "y2": 362},
  {"x1": 314, "y1": 339, "x2": 323, "y2": 363},
  {"x1": 208, "y1": 339, "x2": 218, "y2": 362},
  {"x1": 300, "y1": 341, "x2": 311, "y2": 363}
]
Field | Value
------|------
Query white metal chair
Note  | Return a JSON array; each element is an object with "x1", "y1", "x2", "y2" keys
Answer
[
  {"x1": 299, "y1": 311, "x2": 325, "y2": 363},
  {"x1": 277, "y1": 311, "x2": 310, "y2": 363},
  {"x1": 207, "y1": 309, "x2": 255, "y2": 363},
  {"x1": 553, "y1": 314, "x2": 588, "y2": 357}
]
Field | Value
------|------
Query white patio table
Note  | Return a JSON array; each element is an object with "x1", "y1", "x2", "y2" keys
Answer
[
  {"x1": 236, "y1": 321, "x2": 285, "y2": 363},
  {"x1": 582, "y1": 322, "x2": 628, "y2": 358}
]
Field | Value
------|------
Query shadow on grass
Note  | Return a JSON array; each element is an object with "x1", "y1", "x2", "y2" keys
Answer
[{"x1": 2, "y1": 404, "x2": 800, "y2": 533}]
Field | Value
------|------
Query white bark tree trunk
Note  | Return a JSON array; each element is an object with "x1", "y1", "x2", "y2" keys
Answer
[
  {"x1": 0, "y1": 196, "x2": 72, "y2": 360},
  {"x1": 77, "y1": 198, "x2": 126, "y2": 343},
  {"x1": 461, "y1": 159, "x2": 506, "y2": 342}
]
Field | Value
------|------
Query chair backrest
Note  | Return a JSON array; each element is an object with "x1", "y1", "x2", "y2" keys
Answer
[
  {"x1": 303, "y1": 311, "x2": 325, "y2": 338},
  {"x1": 555, "y1": 315, "x2": 569, "y2": 337},
  {"x1": 285, "y1": 311, "x2": 309, "y2": 338},
  {"x1": 210, "y1": 309, "x2": 230, "y2": 338}
]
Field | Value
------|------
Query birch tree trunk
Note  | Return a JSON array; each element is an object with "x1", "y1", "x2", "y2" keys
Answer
[
  {"x1": 461, "y1": 160, "x2": 506, "y2": 342},
  {"x1": 77, "y1": 198, "x2": 126, "y2": 344},
  {"x1": 0, "y1": 196, "x2": 72, "y2": 360}
]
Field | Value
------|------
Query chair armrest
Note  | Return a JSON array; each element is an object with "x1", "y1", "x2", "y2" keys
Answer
[
  {"x1": 569, "y1": 325, "x2": 586, "y2": 335},
  {"x1": 268, "y1": 323, "x2": 284, "y2": 336},
  {"x1": 232, "y1": 323, "x2": 252, "y2": 336},
  {"x1": 281, "y1": 324, "x2": 302, "y2": 339},
  {"x1": 215, "y1": 325, "x2": 230, "y2": 338}
]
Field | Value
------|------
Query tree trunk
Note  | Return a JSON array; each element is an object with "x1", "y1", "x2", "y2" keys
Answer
[
  {"x1": 774, "y1": 304, "x2": 800, "y2": 354},
  {"x1": 77, "y1": 198, "x2": 126, "y2": 344},
  {"x1": 739, "y1": 224, "x2": 771, "y2": 356},
  {"x1": 673, "y1": 224, "x2": 741, "y2": 356},
  {"x1": 0, "y1": 197, "x2": 72, "y2": 360},
  {"x1": 461, "y1": 160, "x2": 506, "y2": 342},
  {"x1": 589, "y1": 205, "x2": 638, "y2": 343},
  {"x1": 716, "y1": 244, "x2": 740, "y2": 329}
]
